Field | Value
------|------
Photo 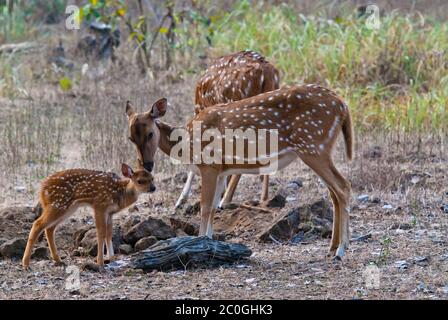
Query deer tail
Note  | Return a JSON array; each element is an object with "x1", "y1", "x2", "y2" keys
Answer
[{"x1": 342, "y1": 111, "x2": 354, "y2": 161}]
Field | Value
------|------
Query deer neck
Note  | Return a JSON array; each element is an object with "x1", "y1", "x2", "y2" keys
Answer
[
  {"x1": 156, "y1": 120, "x2": 178, "y2": 156},
  {"x1": 118, "y1": 179, "x2": 139, "y2": 209}
]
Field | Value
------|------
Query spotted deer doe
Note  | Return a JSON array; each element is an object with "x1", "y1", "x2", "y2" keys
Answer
[
  {"x1": 22, "y1": 164, "x2": 155, "y2": 269},
  {"x1": 179, "y1": 50, "x2": 280, "y2": 208},
  {"x1": 126, "y1": 83, "x2": 353, "y2": 259}
]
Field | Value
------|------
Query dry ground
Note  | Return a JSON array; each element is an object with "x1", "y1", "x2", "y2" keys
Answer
[{"x1": 0, "y1": 135, "x2": 447, "y2": 299}]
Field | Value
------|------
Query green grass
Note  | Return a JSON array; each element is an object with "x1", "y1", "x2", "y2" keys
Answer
[{"x1": 209, "y1": 1, "x2": 448, "y2": 132}]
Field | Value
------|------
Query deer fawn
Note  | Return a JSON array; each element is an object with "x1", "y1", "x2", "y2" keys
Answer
[
  {"x1": 22, "y1": 164, "x2": 155, "y2": 269},
  {"x1": 126, "y1": 83, "x2": 353, "y2": 259}
]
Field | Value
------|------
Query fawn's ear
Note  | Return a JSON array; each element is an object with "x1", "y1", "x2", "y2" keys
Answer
[
  {"x1": 148, "y1": 98, "x2": 167, "y2": 118},
  {"x1": 126, "y1": 101, "x2": 135, "y2": 119},
  {"x1": 121, "y1": 163, "x2": 134, "y2": 178}
]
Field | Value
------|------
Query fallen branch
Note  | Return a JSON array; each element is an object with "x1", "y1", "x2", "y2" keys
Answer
[
  {"x1": 0, "y1": 42, "x2": 39, "y2": 54},
  {"x1": 239, "y1": 203, "x2": 273, "y2": 214},
  {"x1": 131, "y1": 236, "x2": 252, "y2": 271}
]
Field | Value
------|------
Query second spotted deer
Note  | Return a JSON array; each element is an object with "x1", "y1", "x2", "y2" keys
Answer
[
  {"x1": 22, "y1": 164, "x2": 156, "y2": 269},
  {"x1": 157, "y1": 50, "x2": 280, "y2": 208}
]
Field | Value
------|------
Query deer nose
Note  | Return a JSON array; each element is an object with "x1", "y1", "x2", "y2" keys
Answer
[
  {"x1": 143, "y1": 162, "x2": 154, "y2": 172},
  {"x1": 149, "y1": 185, "x2": 156, "y2": 193}
]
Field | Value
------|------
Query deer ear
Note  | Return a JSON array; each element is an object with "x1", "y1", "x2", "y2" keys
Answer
[
  {"x1": 149, "y1": 98, "x2": 167, "y2": 118},
  {"x1": 121, "y1": 163, "x2": 134, "y2": 178},
  {"x1": 126, "y1": 101, "x2": 135, "y2": 119}
]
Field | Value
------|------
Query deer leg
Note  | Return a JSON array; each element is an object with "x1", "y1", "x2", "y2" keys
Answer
[
  {"x1": 327, "y1": 190, "x2": 341, "y2": 255},
  {"x1": 213, "y1": 176, "x2": 227, "y2": 210},
  {"x1": 329, "y1": 163, "x2": 351, "y2": 258},
  {"x1": 22, "y1": 215, "x2": 48, "y2": 269},
  {"x1": 45, "y1": 225, "x2": 62, "y2": 265},
  {"x1": 175, "y1": 171, "x2": 195, "y2": 209},
  {"x1": 260, "y1": 175, "x2": 269, "y2": 202},
  {"x1": 301, "y1": 156, "x2": 349, "y2": 258},
  {"x1": 199, "y1": 168, "x2": 218, "y2": 238},
  {"x1": 105, "y1": 214, "x2": 114, "y2": 261},
  {"x1": 94, "y1": 209, "x2": 107, "y2": 266},
  {"x1": 219, "y1": 174, "x2": 241, "y2": 207},
  {"x1": 206, "y1": 176, "x2": 226, "y2": 237}
]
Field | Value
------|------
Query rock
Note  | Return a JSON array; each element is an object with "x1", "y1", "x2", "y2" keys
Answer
[
  {"x1": 413, "y1": 256, "x2": 429, "y2": 266},
  {"x1": 262, "y1": 194, "x2": 286, "y2": 208},
  {"x1": 120, "y1": 217, "x2": 141, "y2": 236},
  {"x1": 134, "y1": 236, "x2": 158, "y2": 251},
  {"x1": 286, "y1": 196, "x2": 297, "y2": 202},
  {"x1": 441, "y1": 204, "x2": 448, "y2": 214},
  {"x1": 363, "y1": 146, "x2": 382, "y2": 159},
  {"x1": 382, "y1": 204, "x2": 393, "y2": 210},
  {"x1": 245, "y1": 278, "x2": 256, "y2": 284},
  {"x1": 260, "y1": 207, "x2": 300, "y2": 241},
  {"x1": 350, "y1": 233, "x2": 372, "y2": 242},
  {"x1": 175, "y1": 229, "x2": 188, "y2": 237},
  {"x1": 78, "y1": 227, "x2": 122, "y2": 256},
  {"x1": 0, "y1": 238, "x2": 27, "y2": 258},
  {"x1": 220, "y1": 203, "x2": 238, "y2": 210},
  {"x1": 287, "y1": 180, "x2": 303, "y2": 190},
  {"x1": 73, "y1": 226, "x2": 93, "y2": 248},
  {"x1": 81, "y1": 261, "x2": 101, "y2": 272},
  {"x1": 123, "y1": 217, "x2": 175, "y2": 245},
  {"x1": 417, "y1": 282, "x2": 434, "y2": 293},
  {"x1": 14, "y1": 186, "x2": 26, "y2": 192},
  {"x1": 31, "y1": 247, "x2": 49, "y2": 260},
  {"x1": 0, "y1": 206, "x2": 35, "y2": 222},
  {"x1": 390, "y1": 222, "x2": 413, "y2": 230},
  {"x1": 357, "y1": 194, "x2": 370, "y2": 202},
  {"x1": 185, "y1": 201, "x2": 201, "y2": 215},
  {"x1": 259, "y1": 199, "x2": 333, "y2": 242},
  {"x1": 394, "y1": 260, "x2": 409, "y2": 270},
  {"x1": 246, "y1": 200, "x2": 259, "y2": 206},
  {"x1": 79, "y1": 229, "x2": 98, "y2": 256},
  {"x1": 371, "y1": 197, "x2": 381, "y2": 204},
  {"x1": 441, "y1": 285, "x2": 448, "y2": 295},
  {"x1": 118, "y1": 244, "x2": 133, "y2": 255},
  {"x1": 169, "y1": 218, "x2": 199, "y2": 236}
]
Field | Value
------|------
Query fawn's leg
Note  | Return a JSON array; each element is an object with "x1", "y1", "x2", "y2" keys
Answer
[
  {"x1": 199, "y1": 167, "x2": 218, "y2": 237},
  {"x1": 219, "y1": 174, "x2": 241, "y2": 207},
  {"x1": 22, "y1": 207, "x2": 62, "y2": 269},
  {"x1": 105, "y1": 214, "x2": 114, "y2": 260},
  {"x1": 23, "y1": 216, "x2": 47, "y2": 269},
  {"x1": 45, "y1": 225, "x2": 63, "y2": 265},
  {"x1": 94, "y1": 208, "x2": 107, "y2": 266}
]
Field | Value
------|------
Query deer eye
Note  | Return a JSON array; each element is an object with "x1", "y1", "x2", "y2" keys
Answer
[
  {"x1": 137, "y1": 179, "x2": 144, "y2": 184},
  {"x1": 148, "y1": 132, "x2": 154, "y2": 139},
  {"x1": 128, "y1": 137, "x2": 135, "y2": 143}
]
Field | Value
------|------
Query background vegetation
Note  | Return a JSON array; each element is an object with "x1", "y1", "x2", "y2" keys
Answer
[{"x1": 0, "y1": 0, "x2": 446, "y2": 205}]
